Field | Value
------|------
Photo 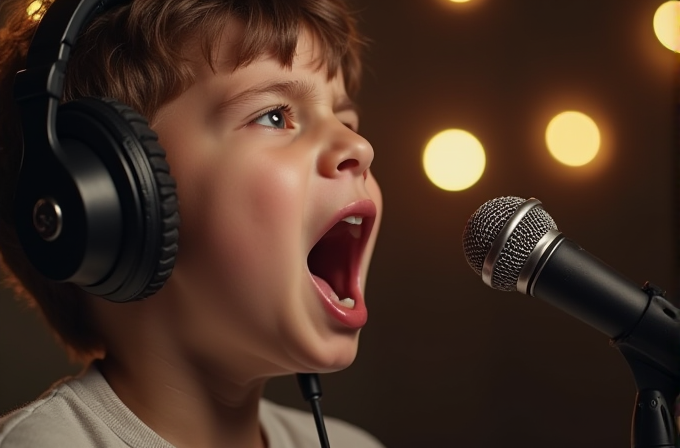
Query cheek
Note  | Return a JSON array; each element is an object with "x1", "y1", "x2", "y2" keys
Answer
[{"x1": 171, "y1": 150, "x2": 308, "y2": 297}]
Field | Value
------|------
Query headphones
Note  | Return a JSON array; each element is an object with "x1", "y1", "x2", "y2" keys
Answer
[{"x1": 12, "y1": 0, "x2": 179, "y2": 303}]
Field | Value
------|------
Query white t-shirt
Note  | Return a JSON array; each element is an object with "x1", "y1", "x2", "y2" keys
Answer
[{"x1": 0, "y1": 367, "x2": 384, "y2": 448}]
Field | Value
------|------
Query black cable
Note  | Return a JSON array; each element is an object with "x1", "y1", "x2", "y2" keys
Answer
[{"x1": 296, "y1": 373, "x2": 331, "y2": 448}]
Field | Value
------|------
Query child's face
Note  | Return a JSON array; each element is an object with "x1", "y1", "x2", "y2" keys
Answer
[{"x1": 151, "y1": 24, "x2": 382, "y2": 377}]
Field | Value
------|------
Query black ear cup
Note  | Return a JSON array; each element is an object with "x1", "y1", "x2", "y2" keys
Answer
[{"x1": 15, "y1": 97, "x2": 179, "y2": 302}]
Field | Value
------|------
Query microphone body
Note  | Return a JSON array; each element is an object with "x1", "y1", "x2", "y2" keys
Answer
[
  {"x1": 529, "y1": 234, "x2": 680, "y2": 381},
  {"x1": 530, "y1": 234, "x2": 649, "y2": 340}
]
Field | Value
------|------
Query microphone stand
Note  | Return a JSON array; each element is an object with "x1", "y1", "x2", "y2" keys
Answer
[{"x1": 610, "y1": 283, "x2": 680, "y2": 448}]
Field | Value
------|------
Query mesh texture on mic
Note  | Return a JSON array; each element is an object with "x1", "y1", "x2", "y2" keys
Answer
[
  {"x1": 462, "y1": 196, "x2": 558, "y2": 291},
  {"x1": 462, "y1": 196, "x2": 525, "y2": 275}
]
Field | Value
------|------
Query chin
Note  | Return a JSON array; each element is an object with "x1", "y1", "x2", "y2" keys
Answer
[
  {"x1": 317, "y1": 353, "x2": 357, "y2": 373},
  {"x1": 318, "y1": 338, "x2": 359, "y2": 373},
  {"x1": 300, "y1": 336, "x2": 360, "y2": 374}
]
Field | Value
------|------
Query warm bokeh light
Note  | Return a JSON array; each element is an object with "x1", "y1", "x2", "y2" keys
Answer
[
  {"x1": 26, "y1": 0, "x2": 45, "y2": 21},
  {"x1": 653, "y1": 1, "x2": 680, "y2": 52},
  {"x1": 545, "y1": 111, "x2": 601, "y2": 167},
  {"x1": 449, "y1": 0, "x2": 472, "y2": 3},
  {"x1": 423, "y1": 129, "x2": 486, "y2": 191}
]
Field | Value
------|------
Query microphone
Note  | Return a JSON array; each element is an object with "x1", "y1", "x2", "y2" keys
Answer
[
  {"x1": 462, "y1": 196, "x2": 680, "y2": 448},
  {"x1": 461, "y1": 196, "x2": 680, "y2": 379}
]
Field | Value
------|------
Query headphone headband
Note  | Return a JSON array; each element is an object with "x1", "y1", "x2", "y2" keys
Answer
[{"x1": 15, "y1": 0, "x2": 125, "y2": 103}]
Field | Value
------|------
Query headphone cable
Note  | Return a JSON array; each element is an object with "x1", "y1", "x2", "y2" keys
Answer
[{"x1": 296, "y1": 373, "x2": 331, "y2": 448}]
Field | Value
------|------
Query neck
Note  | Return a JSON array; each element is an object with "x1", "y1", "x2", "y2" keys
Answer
[
  {"x1": 88, "y1": 284, "x2": 292, "y2": 448},
  {"x1": 98, "y1": 354, "x2": 269, "y2": 448}
]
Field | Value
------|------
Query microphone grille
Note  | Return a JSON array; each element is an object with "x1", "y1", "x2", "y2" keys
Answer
[{"x1": 462, "y1": 196, "x2": 558, "y2": 291}]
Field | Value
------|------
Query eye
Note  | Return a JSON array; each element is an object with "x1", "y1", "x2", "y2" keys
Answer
[{"x1": 252, "y1": 105, "x2": 293, "y2": 129}]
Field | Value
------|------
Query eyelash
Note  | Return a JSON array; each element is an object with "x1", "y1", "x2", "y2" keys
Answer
[
  {"x1": 249, "y1": 104, "x2": 359, "y2": 133},
  {"x1": 251, "y1": 104, "x2": 294, "y2": 128}
]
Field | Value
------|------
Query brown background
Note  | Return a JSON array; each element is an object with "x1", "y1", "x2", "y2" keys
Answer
[{"x1": 1, "y1": 0, "x2": 678, "y2": 447}]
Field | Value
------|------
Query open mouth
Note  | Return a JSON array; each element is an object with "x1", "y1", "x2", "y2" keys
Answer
[{"x1": 307, "y1": 214, "x2": 374, "y2": 310}]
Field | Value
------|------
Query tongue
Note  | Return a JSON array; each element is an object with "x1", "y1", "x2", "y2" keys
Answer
[{"x1": 311, "y1": 274, "x2": 338, "y2": 301}]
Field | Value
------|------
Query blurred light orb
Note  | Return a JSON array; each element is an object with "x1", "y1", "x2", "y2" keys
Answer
[
  {"x1": 26, "y1": 0, "x2": 45, "y2": 20},
  {"x1": 423, "y1": 129, "x2": 486, "y2": 191},
  {"x1": 449, "y1": 0, "x2": 472, "y2": 3},
  {"x1": 654, "y1": 1, "x2": 680, "y2": 52},
  {"x1": 545, "y1": 111, "x2": 601, "y2": 167}
]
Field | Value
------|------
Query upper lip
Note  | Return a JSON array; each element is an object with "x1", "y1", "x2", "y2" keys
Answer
[{"x1": 310, "y1": 199, "x2": 377, "y2": 252}]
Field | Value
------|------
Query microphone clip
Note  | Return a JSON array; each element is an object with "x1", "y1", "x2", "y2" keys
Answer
[{"x1": 611, "y1": 283, "x2": 680, "y2": 448}]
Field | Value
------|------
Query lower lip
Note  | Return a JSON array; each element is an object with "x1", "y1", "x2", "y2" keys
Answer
[{"x1": 310, "y1": 274, "x2": 367, "y2": 329}]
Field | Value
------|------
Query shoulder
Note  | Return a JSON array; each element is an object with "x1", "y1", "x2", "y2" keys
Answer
[
  {"x1": 0, "y1": 366, "x2": 170, "y2": 448},
  {"x1": 260, "y1": 399, "x2": 385, "y2": 448},
  {"x1": 0, "y1": 383, "x2": 96, "y2": 447}
]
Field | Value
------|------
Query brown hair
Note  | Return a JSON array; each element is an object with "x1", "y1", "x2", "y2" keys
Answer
[{"x1": 0, "y1": 0, "x2": 367, "y2": 362}]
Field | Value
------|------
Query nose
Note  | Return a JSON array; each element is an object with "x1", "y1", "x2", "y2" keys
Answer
[{"x1": 317, "y1": 120, "x2": 374, "y2": 179}]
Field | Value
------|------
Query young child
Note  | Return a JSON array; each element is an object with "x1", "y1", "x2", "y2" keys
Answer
[{"x1": 0, "y1": 0, "x2": 384, "y2": 446}]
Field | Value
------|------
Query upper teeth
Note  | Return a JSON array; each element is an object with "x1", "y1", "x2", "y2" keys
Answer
[{"x1": 342, "y1": 216, "x2": 363, "y2": 225}]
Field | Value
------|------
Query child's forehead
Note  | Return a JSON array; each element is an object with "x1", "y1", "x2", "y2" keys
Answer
[
  {"x1": 185, "y1": 20, "x2": 333, "y2": 79},
  {"x1": 194, "y1": 54, "x2": 349, "y2": 108}
]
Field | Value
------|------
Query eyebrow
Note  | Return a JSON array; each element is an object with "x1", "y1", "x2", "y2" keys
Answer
[{"x1": 217, "y1": 79, "x2": 358, "y2": 114}]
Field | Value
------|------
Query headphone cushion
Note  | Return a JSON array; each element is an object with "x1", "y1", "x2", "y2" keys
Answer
[
  {"x1": 106, "y1": 99, "x2": 180, "y2": 298},
  {"x1": 57, "y1": 97, "x2": 180, "y2": 301}
]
